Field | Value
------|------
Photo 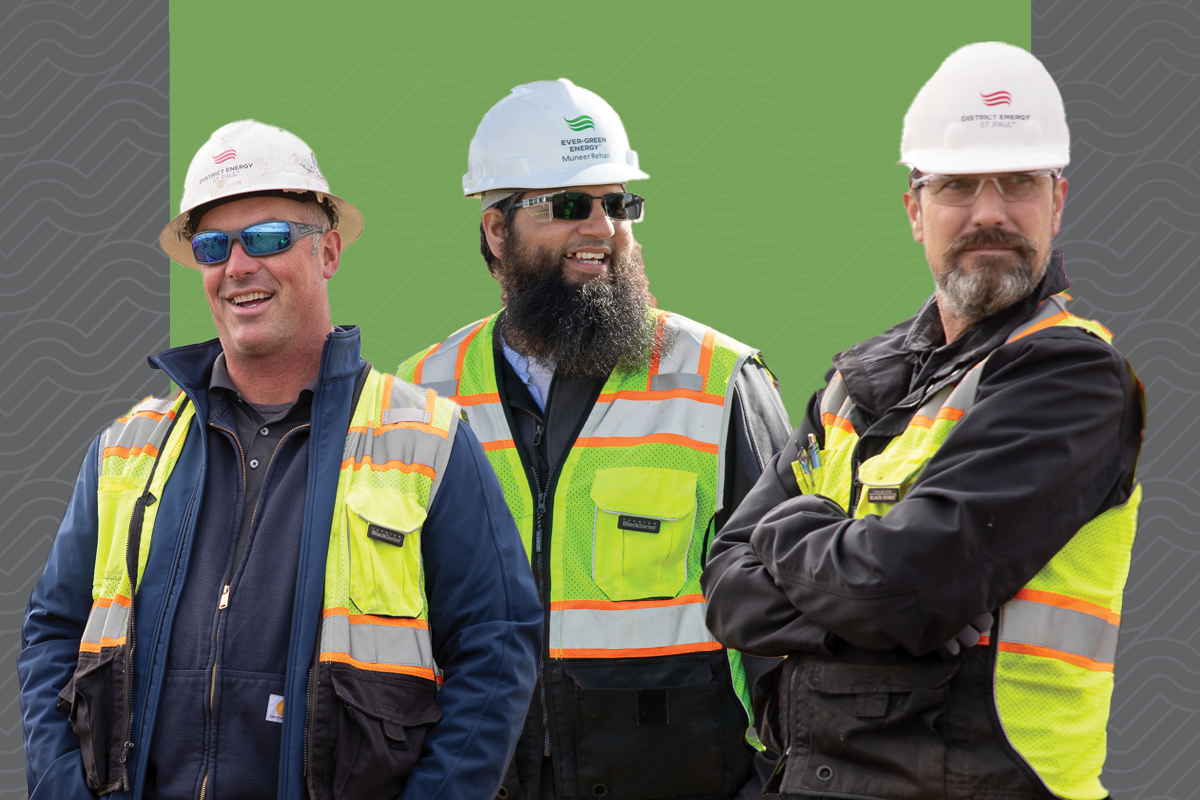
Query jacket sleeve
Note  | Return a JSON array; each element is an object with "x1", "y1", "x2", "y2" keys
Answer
[
  {"x1": 18, "y1": 436, "x2": 102, "y2": 800},
  {"x1": 703, "y1": 392, "x2": 839, "y2": 657},
  {"x1": 401, "y1": 422, "x2": 542, "y2": 800},
  {"x1": 747, "y1": 330, "x2": 1142, "y2": 656},
  {"x1": 714, "y1": 354, "x2": 793, "y2": 532}
]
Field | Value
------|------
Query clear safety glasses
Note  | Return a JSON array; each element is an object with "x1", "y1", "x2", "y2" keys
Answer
[
  {"x1": 911, "y1": 170, "x2": 1061, "y2": 207},
  {"x1": 514, "y1": 191, "x2": 645, "y2": 223},
  {"x1": 190, "y1": 220, "x2": 327, "y2": 265}
]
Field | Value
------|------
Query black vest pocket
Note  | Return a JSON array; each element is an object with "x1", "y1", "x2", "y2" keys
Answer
[
  {"x1": 57, "y1": 649, "x2": 127, "y2": 795},
  {"x1": 568, "y1": 653, "x2": 752, "y2": 800},
  {"x1": 782, "y1": 655, "x2": 960, "y2": 800},
  {"x1": 307, "y1": 663, "x2": 442, "y2": 800}
]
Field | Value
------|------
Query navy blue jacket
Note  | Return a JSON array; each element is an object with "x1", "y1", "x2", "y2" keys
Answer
[{"x1": 19, "y1": 328, "x2": 542, "y2": 799}]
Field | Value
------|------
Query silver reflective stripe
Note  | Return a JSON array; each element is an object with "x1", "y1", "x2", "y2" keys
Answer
[
  {"x1": 382, "y1": 408, "x2": 431, "y2": 425},
  {"x1": 655, "y1": 316, "x2": 705, "y2": 375},
  {"x1": 81, "y1": 599, "x2": 129, "y2": 647},
  {"x1": 999, "y1": 598, "x2": 1120, "y2": 666},
  {"x1": 820, "y1": 373, "x2": 849, "y2": 417},
  {"x1": 418, "y1": 380, "x2": 459, "y2": 399},
  {"x1": 582, "y1": 396, "x2": 724, "y2": 443},
  {"x1": 453, "y1": 400, "x2": 511, "y2": 447},
  {"x1": 650, "y1": 373, "x2": 703, "y2": 392},
  {"x1": 415, "y1": 318, "x2": 487, "y2": 387},
  {"x1": 319, "y1": 613, "x2": 438, "y2": 673},
  {"x1": 548, "y1": 598, "x2": 714, "y2": 654},
  {"x1": 102, "y1": 409, "x2": 176, "y2": 455}
]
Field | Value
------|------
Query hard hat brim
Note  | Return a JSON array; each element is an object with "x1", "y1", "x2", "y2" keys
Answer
[
  {"x1": 901, "y1": 148, "x2": 1069, "y2": 176},
  {"x1": 160, "y1": 189, "x2": 364, "y2": 271},
  {"x1": 463, "y1": 162, "x2": 649, "y2": 198}
]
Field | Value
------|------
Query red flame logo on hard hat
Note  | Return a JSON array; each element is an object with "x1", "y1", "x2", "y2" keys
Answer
[
  {"x1": 980, "y1": 91, "x2": 1011, "y2": 107},
  {"x1": 212, "y1": 149, "x2": 237, "y2": 164}
]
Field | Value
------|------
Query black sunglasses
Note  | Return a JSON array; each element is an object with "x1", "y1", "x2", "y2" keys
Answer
[
  {"x1": 513, "y1": 191, "x2": 645, "y2": 223},
  {"x1": 190, "y1": 220, "x2": 327, "y2": 265}
]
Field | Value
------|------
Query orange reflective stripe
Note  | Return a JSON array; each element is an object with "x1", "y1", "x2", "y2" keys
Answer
[
  {"x1": 318, "y1": 651, "x2": 437, "y2": 681},
  {"x1": 910, "y1": 415, "x2": 934, "y2": 429},
  {"x1": 595, "y1": 388, "x2": 724, "y2": 406},
  {"x1": 80, "y1": 642, "x2": 102, "y2": 653},
  {"x1": 341, "y1": 456, "x2": 436, "y2": 479},
  {"x1": 481, "y1": 439, "x2": 515, "y2": 452},
  {"x1": 936, "y1": 407, "x2": 965, "y2": 422},
  {"x1": 96, "y1": 595, "x2": 131, "y2": 609},
  {"x1": 551, "y1": 594, "x2": 706, "y2": 612},
  {"x1": 1013, "y1": 588, "x2": 1120, "y2": 625},
  {"x1": 454, "y1": 320, "x2": 489, "y2": 383},
  {"x1": 550, "y1": 641, "x2": 723, "y2": 659},
  {"x1": 822, "y1": 412, "x2": 855, "y2": 434},
  {"x1": 697, "y1": 328, "x2": 716, "y2": 390},
  {"x1": 322, "y1": 607, "x2": 430, "y2": 629},
  {"x1": 381, "y1": 373, "x2": 395, "y2": 411},
  {"x1": 453, "y1": 392, "x2": 502, "y2": 406},
  {"x1": 574, "y1": 434, "x2": 718, "y2": 454},
  {"x1": 1009, "y1": 310, "x2": 1071, "y2": 342},
  {"x1": 413, "y1": 343, "x2": 440, "y2": 385},
  {"x1": 103, "y1": 443, "x2": 160, "y2": 461},
  {"x1": 997, "y1": 641, "x2": 1114, "y2": 673}
]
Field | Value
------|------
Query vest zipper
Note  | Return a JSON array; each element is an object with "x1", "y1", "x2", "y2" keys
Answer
[{"x1": 531, "y1": 462, "x2": 553, "y2": 757}]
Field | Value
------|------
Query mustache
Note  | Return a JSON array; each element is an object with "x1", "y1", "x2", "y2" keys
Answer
[{"x1": 947, "y1": 227, "x2": 1036, "y2": 262}]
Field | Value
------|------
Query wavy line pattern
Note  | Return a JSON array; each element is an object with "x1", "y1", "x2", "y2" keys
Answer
[
  {"x1": 1035, "y1": 2, "x2": 1200, "y2": 797},
  {"x1": 0, "y1": 0, "x2": 168, "y2": 792}
]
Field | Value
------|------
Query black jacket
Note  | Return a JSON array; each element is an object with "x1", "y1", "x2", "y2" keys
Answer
[{"x1": 700, "y1": 255, "x2": 1143, "y2": 798}]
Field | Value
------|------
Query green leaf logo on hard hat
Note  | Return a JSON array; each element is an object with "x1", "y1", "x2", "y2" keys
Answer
[{"x1": 564, "y1": 115, "x2": 595, "y2": 132}]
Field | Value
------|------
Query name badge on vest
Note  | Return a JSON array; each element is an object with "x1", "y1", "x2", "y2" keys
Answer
[
  {"x1": 367, "y1": 524, "x2": 406, "y2": 547},
  {"x1": 618, "y1": 515, "x2": 661, "y2": 534},
  {"x1": 867, "y1": 487, "x2": 900, "y2": 504}
]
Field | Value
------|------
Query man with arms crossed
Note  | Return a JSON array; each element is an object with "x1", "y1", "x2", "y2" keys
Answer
[
  {"x1": 20, "y1": 120, "x2": 541, "y2": 800},
  {"x1": 398, "y1": 80, "x2": 792, "y2": 800},
  {"x1": 703, "y1": 43, "x2": 1143, "y2": 800}
]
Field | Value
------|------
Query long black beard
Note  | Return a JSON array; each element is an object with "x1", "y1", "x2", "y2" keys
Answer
[
  {"x1": 936, "y1": 226, "x2": 1045, "y2": 321},
  {"x1": 498, "y1": 237, "x2": 657, "y2": 377}
]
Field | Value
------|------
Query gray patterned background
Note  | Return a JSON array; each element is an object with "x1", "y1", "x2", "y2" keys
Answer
[
  {"x1": 0, "y1": 1, "x2": 1196, "y2": 798},
  {"x1": 0, "y1": 0, "x2": 169, "y2": 795},
  {"x1": 1033, "y1": 2, "x2": 1200, "y2": 797}
]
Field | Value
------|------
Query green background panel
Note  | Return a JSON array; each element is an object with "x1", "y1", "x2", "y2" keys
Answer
[{"x1": 170, "y1": 1, "x2": 1030, "y2": 417}]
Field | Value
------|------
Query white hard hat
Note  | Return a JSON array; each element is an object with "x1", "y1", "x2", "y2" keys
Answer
[
  {"x1": 900, "y1": 42, "x2": 1069, "y2": 175},
  {"x1": 463, "y1": 79, "x2": 649, "y2": 200},
  {"x1": 160, "y1": 120, "x2": 364, "y2": 270}
]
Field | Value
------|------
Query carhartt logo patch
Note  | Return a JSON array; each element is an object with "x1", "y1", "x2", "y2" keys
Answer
[
  {"x1": 867, "y1": 488, "x2": 900, "y2": 504},
  {"x1": 367, "y1": 524, "x2": 406, "y2": 547},
  {"x1": 266, "y1": 694, "x2": 284, "y2": 723},
  {"x1": 618, "y1": 515, "x2": 661, "y2": 534}
]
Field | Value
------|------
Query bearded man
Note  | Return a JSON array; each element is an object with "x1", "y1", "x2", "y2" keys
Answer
[
  {"x1": 397, "y1": 79, "x2": 792, "y2": 800},
  {"x1": 701, "y1": 43, "x2": 1144, "y2": 800}
]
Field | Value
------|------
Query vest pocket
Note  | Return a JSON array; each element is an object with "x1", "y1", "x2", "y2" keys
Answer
[
  {"x1": 855, "y1": 446, "x2": 938, "y2": 518},
  {"x1": 95, "y1": 476, "x2": 144, "y2": 594},
  {"x1": 345, "y1": 486, "x2": 425, "y2": 617},
  {"x1": 590, "y1": 468, "x2": 697, "y2": 601},
  {"x1": 569, "y1": 653, "x2": 748, "y2": 800},
  {"x1": 56, "y1": 649, "x2": 127, "y2": 794},
  {"x1": 308, "y1": 663, "x2": 442, "y2": 800},
  {"x1": 783, "y1": 656, "x2": 960, "y2": 800}
]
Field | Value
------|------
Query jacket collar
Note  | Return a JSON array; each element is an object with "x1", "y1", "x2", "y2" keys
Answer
[
  {"x1": 147, "y1": 325, "x2": 367, "y2": 407},
  {"x1": 833, "y1": 251, "x2": 1070, "y2": 421}
]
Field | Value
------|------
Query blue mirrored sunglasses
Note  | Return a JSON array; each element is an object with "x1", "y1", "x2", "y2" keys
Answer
[{"x1": 190, "y1": 220, "x2": 327, "y2": 265}]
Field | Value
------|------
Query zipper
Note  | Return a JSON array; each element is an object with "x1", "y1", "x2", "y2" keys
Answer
[
  {"x1": 786, "y1": 657, "x2": 800, "y2": 754},
  {"x1": 531, "y1": 460, "x2": 553, "y2": 757}
]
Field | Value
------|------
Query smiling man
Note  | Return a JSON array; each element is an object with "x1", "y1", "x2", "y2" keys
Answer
[
  {"x1": 397, "y1": 80, "x2": 792, "y2": 800},
  {"x1": 701, "y1": 43, "x2": 1144, "y2": 800},
  {"x1": 19, "y1": 120, "x2": 541, "y2": 800}
]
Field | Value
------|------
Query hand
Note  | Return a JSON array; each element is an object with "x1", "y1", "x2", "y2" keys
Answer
[{"x1": 935, "y1": 612, "x2": 995, "y2": 659}]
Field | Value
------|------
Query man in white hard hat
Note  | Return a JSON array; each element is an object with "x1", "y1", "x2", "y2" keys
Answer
[
  {"x1": 703, "y1": 42, "x2": 1144, "y2": 800},
  {"x1": 397, "y1": 79, "x2": 792, "y2": 800},
  {"x1": 19, "y1": 120, "x2": 542, "y2": 800}
]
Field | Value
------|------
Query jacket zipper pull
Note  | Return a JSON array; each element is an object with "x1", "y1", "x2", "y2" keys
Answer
[
  {"x1": 119, "y1": 740, "x2": 134, "y2": 790},
  {"x1": 218, "y1": 584, "x2": 230, "y2": 610},
  {"x1": 532, "y1": 423, "x2": 543, "y2": 447},
  {"x1": 535, "y1": 491, "x2": 547, "y2": 553}
]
